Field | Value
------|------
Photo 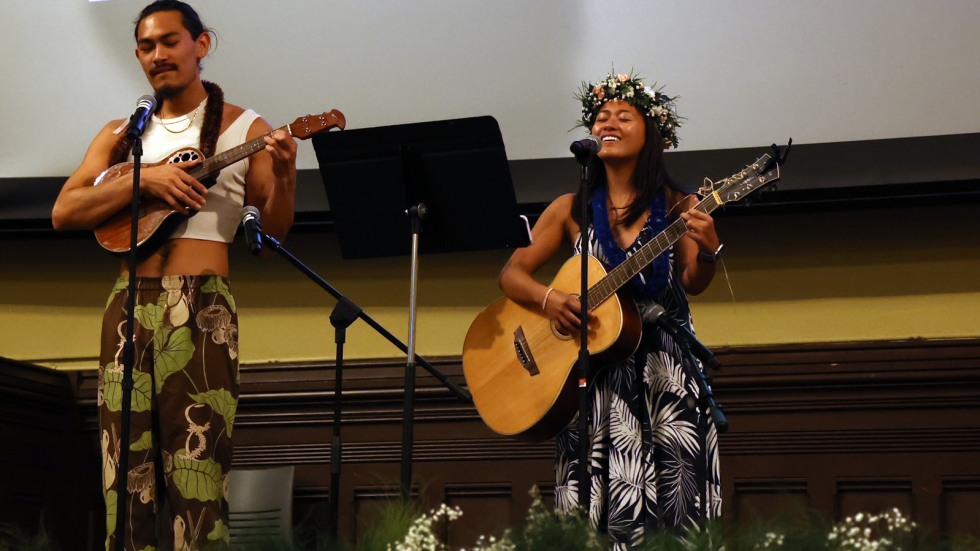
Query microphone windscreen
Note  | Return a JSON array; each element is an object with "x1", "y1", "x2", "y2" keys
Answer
[
  {"x1": 241, "y1": 205, "x2": 260, "y2": 223},
  {"x1": 136, "y1": 94, "x2": 156, "y2": 112}
]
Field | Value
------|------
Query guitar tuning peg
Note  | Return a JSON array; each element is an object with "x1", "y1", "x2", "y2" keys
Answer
[{"x1": 699, "y1": 177, "x2": 716, "y2": 197}]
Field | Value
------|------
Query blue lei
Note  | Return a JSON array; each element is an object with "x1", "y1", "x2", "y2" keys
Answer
[{"x1": 590, "y1": 187, "x2": 670, "y2": 300}]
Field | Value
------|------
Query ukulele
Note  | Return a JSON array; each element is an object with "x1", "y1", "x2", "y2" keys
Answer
[{"x1": 93, "y1": 110, "x2": 345, "y2": 255}]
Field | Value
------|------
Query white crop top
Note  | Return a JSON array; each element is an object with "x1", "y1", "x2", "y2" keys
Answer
[{"x1": 132, "y1": 103, "x2": 261, "y2": 243}]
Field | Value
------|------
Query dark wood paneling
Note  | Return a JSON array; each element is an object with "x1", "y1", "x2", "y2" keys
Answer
[
  {"x1": 0, "y1": 357, "x2": 97, "y2": 547},
  {"x1": 61, "y1": 337, "x2": 980, "y2": 545},
  {"x1": 731, "y1": 479, "x2": 810, "y2": 524},
  {"x1": 941, "y1": 478, "x2": 980, "y2": 541}
]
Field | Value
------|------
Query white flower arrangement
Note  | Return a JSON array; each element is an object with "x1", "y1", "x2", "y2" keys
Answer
[
  {"x1": 757, "y1": 531, "x2": 786, "y2": 549},
  {"x1": 387, "y1": 503, "x2": 464, "y2": 551},
  {"x1": 826, "y1": 508, "x2": 918, "y2": 551},
  {"x1": 380, "y1": 499, "x2": 933, "y2": 551}
]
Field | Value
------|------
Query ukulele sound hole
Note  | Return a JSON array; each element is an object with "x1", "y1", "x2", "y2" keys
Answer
[{"x1": 169, "y1": 151, "x2": 201, "y2": 164}]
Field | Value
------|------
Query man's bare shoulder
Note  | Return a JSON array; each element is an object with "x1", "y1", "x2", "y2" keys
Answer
[
  {"x1": 220, "y1": 102, "x2": 272, "y2": 137},
  {"x1": 223, "y1": 102, "x2": 246, "y2": 119},
  {"x1": 95, "y1": 118, "x2": 129, "y2": 141},
  {"x1": 103, "y1": 117, "x2": 129, "y2": 133},
  {"x1": 219, "y1": 102, "x2": 245, "y2": 133},
  {"x1": 85, "y1": 118, "x2": 130, "y2": 159}
]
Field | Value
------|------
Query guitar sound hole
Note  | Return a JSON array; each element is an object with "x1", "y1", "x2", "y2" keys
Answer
[{"x1": 550, "y1": 321, "x2": 574, "y2": 341}]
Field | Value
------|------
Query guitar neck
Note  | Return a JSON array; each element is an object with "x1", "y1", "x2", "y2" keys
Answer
[
  {"x1": 186, "y1": 124, "x2": 288, "y2": 183},
  {"x1": 588, "y1": 191, "x2": 723, "y2": 307}
]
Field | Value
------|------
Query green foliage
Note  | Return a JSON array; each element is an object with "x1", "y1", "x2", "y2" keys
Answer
[
  {"x1": 0, "y1": 522, "x2": 60, "y2": 551},
  {"x1": 355, "y1": 499, "x2": 423, "y2": 551},
  {"x1": 949, "y1": 534, "x2": 980, "y2": 551},
  {"x1": 9, "y1": 497, "x2": 980, "y2": 551},
  {"x1": 506, "y1": 491, "x2": 603, "y2": 551}
]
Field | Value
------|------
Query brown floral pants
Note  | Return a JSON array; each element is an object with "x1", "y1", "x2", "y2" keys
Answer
[{"x1": 99, "y1": 275, "x2": 239, "y2": 551}]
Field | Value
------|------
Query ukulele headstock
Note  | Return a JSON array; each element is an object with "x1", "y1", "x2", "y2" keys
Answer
[{"x1": 287, "y1": 109, "x2": 346, "y2": 139}]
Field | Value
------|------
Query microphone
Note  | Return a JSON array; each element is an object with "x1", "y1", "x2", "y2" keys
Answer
[
  {"x1": 648, "y1": 304, "x2": 722, "y2": 370},
  {"x1": 240, "y1": 206, "x2": 263, "y2": 255},
  {"x1": 126, "y1": 95, "x2": 157, "y2": 140},
  {"x1": 570, "y1": 135, "x2": 601, "y2": 165}
]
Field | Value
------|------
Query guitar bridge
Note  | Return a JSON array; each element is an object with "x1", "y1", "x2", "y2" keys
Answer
[{"x1": 513, "y1": 326, "x2": 539, "y2": 376}]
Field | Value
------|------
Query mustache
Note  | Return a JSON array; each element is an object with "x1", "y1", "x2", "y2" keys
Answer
[{"x1": 150, "y1": 64, "x2": 178, "y2": 75}]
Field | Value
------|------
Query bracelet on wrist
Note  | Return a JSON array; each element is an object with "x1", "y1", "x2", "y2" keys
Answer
[
  {"x1": 542, "y1": 287, "x2": 555, "y2": 311},
  {"x1": 697, "y1": 243, "x2": 724, "y2": 263}
]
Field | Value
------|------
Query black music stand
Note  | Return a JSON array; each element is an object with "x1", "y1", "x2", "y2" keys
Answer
[
  {"x1": 313, "y1": 116, "x2": 529, "y2": 258},
  {"x1": 311, "y1": 116, "x2": 529, "y2": 500}
]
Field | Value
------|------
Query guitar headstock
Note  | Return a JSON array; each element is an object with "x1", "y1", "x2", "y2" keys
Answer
[
  {"x1": 287, "y1": 109, "x2": 347, "y2": 139},
  {"x1": 700, "y1": 152, "x2": 782, "y2": 206}
]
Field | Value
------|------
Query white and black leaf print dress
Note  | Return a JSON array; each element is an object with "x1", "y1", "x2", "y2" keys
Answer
[{"x1": 554, "y1": 222, "x2": 722, "y2": 549}]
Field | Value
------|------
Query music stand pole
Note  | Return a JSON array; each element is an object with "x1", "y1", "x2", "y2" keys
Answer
[
  {"x1": 114, "y1": 136, "x2": 142, "y2": 551},
  {"x1": 400, "y1": 204, "x2": 426, "y2": 499}
]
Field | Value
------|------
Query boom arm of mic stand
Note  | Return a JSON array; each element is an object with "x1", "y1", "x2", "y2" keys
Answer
[{"x1": 260, "y1": 232, "x2": 472, "y2": 403}]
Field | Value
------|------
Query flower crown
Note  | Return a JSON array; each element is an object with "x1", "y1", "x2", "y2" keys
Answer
[{"x1": 576, "y1": 71, "x2": 682, "y2": 148}]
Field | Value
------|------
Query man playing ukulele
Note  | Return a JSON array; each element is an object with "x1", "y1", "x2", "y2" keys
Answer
[{"x1": 51, "y1": 2, "x2": 297, "y2": 548}]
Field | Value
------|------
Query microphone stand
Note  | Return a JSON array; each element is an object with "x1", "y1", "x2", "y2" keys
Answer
[
  {"x1": 575, "y1": 156, "x2": 593, "y2": 512},
  {"x1": 114, "y1": 136, "x2": 143, "y2": 551},
  {"x1": 650, "y1": 306, "x2": 727, "y2": 521},
  {"x1": 254, "y1": 230, "x2": 471, "y2": 519},
  {"x1": 327, "y1": 296, "x2": 361, "y2": 538}
]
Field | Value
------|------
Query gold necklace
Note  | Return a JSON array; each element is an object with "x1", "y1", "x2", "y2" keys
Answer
[{"x1": 159, "y1": 99, "x2": 205, "y2": 134}]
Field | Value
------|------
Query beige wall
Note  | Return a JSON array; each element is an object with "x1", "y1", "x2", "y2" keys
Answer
[{"x1": 2, "y1": 201, "x2": 977, "y2": 370}]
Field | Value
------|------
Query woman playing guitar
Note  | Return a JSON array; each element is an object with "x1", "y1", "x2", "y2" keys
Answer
[{"x1": 497, "y1": 71, "x2": 724, "y2": 546}]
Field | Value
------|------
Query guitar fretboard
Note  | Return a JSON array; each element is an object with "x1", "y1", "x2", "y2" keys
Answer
[
  {"x1": 585, "y1": 152, "x2": 776, "y2": 309},
  {"x1": 587, "y1": 192, "x2": 722, "y2": 308}
]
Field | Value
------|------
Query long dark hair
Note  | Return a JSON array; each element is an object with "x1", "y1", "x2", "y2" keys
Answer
[
  {"x1": 134, "y1": 0, "x2": 210, "y2": 40},
  {"x1": 571, "y1": 115, "x2": 679, "y2": 228}
]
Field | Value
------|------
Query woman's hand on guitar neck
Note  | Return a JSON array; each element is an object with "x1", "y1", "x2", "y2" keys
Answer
[
  {"x1": 678, "y1": 207, "x2": 720, "y2": 295},
  {"x1": 679, "y1": 208, "x2": 719, "y2": 254},
  {"x1": 544, "y1": 289, "x2": 588, "y2": 337},
  {"x1": 139, "y1": 160, "x2": 208, "y2": 214}
]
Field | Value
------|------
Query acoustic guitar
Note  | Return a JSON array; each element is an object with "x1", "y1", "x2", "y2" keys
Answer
[
  {"x1": 93, "y1": 110, "x2": 346, "y2": 255},
  {"x1": 462, "y1": 148, "x2": 786, "y2": 442}
]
